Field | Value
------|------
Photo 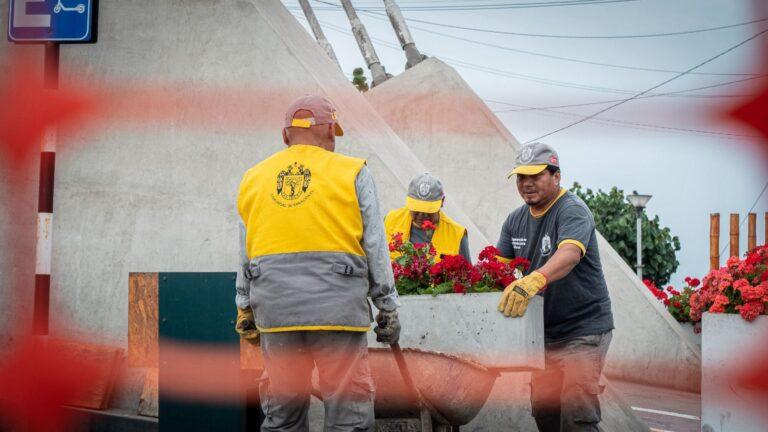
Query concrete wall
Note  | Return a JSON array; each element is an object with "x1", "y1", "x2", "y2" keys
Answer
[
  {"x1": 49, "y1": 0, "x2": 486, "y2": 346},
  {"x1": 366, "y1": 58, "x2": 701, "y2": 391},
  {"x1": 0, "y1": 0, "x2": 42, "y2": 342},
  {"x1": 701, "y1": 313, "x2": 768, "y2": 432}
]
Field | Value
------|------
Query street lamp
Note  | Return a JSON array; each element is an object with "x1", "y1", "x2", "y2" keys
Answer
[{"x1": 627, "y1": 193, "x2": 652, "y2": 279}]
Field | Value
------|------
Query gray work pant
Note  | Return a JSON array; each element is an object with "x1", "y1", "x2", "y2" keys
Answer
[
  {"x1": 530, "y1": 331, "x2": 613, "y2": 432},
  {"x1": 259, "y1": 331, "x2": 375, "y2": 432}
]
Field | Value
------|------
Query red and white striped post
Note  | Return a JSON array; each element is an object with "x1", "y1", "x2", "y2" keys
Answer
[{"x1": 33, "y1": 42, "x2": 59, "y2": 336}]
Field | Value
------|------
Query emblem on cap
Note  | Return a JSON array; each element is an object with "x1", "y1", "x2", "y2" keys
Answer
[
  {"x1": 519, "y1": 145, "x2": 535, "y2": 164},
  {"x1": 418, "y1": 182, "x2": 431, "y2": 198},
  {"x1": 549, "y1": 155, "x2": 558, "y2": 165}
]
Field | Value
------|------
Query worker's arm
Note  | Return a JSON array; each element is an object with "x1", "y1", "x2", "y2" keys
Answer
[
  {"x1": 536, "y1": 244, "x2": 582, "y2": 283},
  {"x1": 234, "y1": 221, "x2": 250, "y2": 309},
  {"x1": 459, "y1": 232, "x2": 472, "y2": 264},
  {"x1": 355, "y1": 165, "x2": 400, "y2": 312}
]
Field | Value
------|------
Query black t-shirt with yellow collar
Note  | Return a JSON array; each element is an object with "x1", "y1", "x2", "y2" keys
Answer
[{"x1": 497, "y1": 189, "x2": 614, "y2": 342}]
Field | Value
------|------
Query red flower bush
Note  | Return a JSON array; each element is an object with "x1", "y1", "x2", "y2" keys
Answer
[
  {"x1": 645, "y1": 277, "x2": 702, "y2": 323},
  {"x1": 689, "y1": 245, "x2": 768, "y2": 322},
  {"x1": 388, "y1": 237, "x2": 530, "y2": 296}
]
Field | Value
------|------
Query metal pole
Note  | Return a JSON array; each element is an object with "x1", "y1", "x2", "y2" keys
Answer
[
  {"x1": 635, "y1": 209, "x2": 643, "y2": 280},
  {"x1": 298, "y1": 0, "x2": 342, "y2": 69},
  {"x1": 339, "y1": 0, "x2": 389, "y2": 86},
  {"x1": 382, "y1": 0, "x2": 425, "y2": 68},
  {"x1": 34, "y1": 42, "x2": 59, "y2": 336}
]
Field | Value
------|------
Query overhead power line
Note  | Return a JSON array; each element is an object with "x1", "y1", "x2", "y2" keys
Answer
[
  {"x1": 298, "y1": 13, "x2": 759, "y2": 99},
  {"x1": 492, "y1": 101, "x2": 761, "y2": 140},
  {"x1": 356, "y1": 10, "x2": 762, "y2": 77},
  {"x1": 521, "y1": 28, "x2": 768, "y2": 144},
  {"x1": 383, "y1": 15, "x2": 768, "y2": 40},
  {"x1": 293, "y1": 0, "x2": 640, "y2": 11},
  {"x1": 485, "y1": 75, "x2": 768, "y2": 111},
  {"x1": 293, "y1": 12, "x2": 760, "y2": 140}
]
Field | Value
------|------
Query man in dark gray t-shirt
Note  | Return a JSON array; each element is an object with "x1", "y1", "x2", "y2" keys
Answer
[{"x1": 497, "y1": 143, "x2": 613, "y2": 432}]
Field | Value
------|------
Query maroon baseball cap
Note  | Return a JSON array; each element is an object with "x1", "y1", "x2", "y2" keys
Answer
[{"x1": 284, "y1": 95, "x2": 344, "y2": 136}]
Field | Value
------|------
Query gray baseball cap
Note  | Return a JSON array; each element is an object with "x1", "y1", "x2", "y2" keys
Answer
[
  {"x1": 406, "y1": 173, "x2": 444, "y2": 213},
  {"x1": 508, "y1": 142, "x2": 560, "y2": 177}
]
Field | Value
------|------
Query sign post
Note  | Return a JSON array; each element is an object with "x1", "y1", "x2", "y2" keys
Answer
[{"x1": 8, "y1": 0, "x2": 97, "y2": 335}]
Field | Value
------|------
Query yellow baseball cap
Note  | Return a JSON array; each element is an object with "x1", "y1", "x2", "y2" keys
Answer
[
  {"x1": 508, "y1": 142, "x2": 559, "y2": 178},
  {"x1": 405, "y1": 173, "x2": 444, "y2": 213}
]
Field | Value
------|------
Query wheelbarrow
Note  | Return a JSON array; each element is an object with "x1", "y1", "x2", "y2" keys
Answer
[
  {"x1": 368, "y1": 346, "x2": 499, "y2": 431},
  {"x1": 240, "y1": 342, "x2": 500, "y2": 431}
]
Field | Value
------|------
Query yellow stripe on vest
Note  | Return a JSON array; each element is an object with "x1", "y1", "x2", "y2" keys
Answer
[{"x1": 257, "y1": 324, "x2": 371, "y2": 333}]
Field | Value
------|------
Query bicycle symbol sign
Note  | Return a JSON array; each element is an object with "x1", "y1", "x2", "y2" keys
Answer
[{"x1": 8, "y1": 0, "x2": 94, "y2": 42}]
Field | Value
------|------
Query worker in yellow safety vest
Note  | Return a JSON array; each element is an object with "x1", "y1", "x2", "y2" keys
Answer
[
  {"x1": 384, "y1": 173, "x2": 471, "y2": 263},
  {"x1": 234, "y1": 95, "x2": 401, "y2": 431}
]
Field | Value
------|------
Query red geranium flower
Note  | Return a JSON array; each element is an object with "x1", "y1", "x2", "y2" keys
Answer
[{"x1": 421, "y1": 220, "x2": 437, "y2": 231}]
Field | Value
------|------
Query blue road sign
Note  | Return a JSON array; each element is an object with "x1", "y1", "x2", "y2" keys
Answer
[{"x1": 8, "y1": 0, "x2": 94, "y2": 42}]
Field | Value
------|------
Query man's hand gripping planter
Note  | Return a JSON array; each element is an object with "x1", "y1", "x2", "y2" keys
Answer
[{"x1": 498, "y1": 271, "x2": 547, "y2": 317}]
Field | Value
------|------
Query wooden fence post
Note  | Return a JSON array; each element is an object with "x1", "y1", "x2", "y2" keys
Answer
[
  {"x1": 710, "y1": 213, "x2": 720, "y2": 270},
  {"x1": 748, "y1": 213, "x2": 757, "y2": 252},
  {"x1": 730, "y1": 213, "x2": 740, "y2": 258}
]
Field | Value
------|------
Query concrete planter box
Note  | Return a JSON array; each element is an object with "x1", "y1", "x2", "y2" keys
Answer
[
  {"x1": 701, "y1": 313, "x2": 768, "y2": 432},
  {"x1": 368, "y1": 292, "x2": 545, "y2": 370}
]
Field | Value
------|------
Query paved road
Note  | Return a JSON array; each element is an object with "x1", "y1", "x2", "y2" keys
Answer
[{"x1": 612, "y1": 380, "x2": 700, "y2": 432}]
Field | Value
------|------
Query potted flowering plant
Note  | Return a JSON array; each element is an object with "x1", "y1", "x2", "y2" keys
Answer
[
  {"x1": 690, "y1": 245, "x2": 768, "y2": 322},
  {"x1": 379, "y1": 224, "x2": 543, "y2": 371},
  {"x1": 388, "y1": 224, "x2": 530, "y2": 296},
  {"x1": 644, "y1": 277, "x2": 703, "y2": 345},
  {"x1": 697, "y1": 246, "x2": 768, "y2": 432}
]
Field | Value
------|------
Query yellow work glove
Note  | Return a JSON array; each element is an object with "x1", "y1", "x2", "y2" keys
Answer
[
  {"x1": 498, "y1": 271, "x2": 547, "y2": 318},
  {"x1": 235, "y1": 307, "x2": 260, "y2": 345}
]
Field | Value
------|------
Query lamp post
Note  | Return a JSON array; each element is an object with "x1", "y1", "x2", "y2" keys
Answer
[{"x1": 627, "y1": 193, "x2": 652, "y2": 279}]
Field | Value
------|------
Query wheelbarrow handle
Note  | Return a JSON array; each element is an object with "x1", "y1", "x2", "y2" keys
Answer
[{"x1": 390, "y1": 343, "x2": 451, "y2": 426}]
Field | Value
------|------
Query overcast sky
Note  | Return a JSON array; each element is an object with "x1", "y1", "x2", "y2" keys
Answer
[{"x1": 283, "y1": 0, "x2": 768, "y2": 287}]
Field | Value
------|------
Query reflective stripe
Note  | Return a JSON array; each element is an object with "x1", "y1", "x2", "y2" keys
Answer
[
  {"x1": 35, "y1": 213, "x2": 53, "y2": 275},
  {"x1": 258, "y1": 325, "x2": 370, "y2": 333}
]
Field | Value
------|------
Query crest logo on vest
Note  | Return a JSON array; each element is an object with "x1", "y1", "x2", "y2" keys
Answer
[
  {"x1": 541, "y1": 233, "x2": 552, "y2": 256},
  {"x1": 272, "y1": 162, "x2": 314, "y2": 207}
]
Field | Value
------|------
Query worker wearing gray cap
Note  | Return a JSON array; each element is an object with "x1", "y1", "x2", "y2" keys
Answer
[
  {"x1": 497, "y1": 143, "x2": 614, "y2": 432},
  {"x1": 384, "y1": 173, "x2": 471, "y2": 263},
  {"x1": 235, "y1": 95, "x2": 401, "y2": 431}
]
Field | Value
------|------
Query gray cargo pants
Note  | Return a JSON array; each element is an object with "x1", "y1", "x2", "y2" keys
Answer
[
  {"x1": 259, "y1": 331, "x2": 375, "y2": 432},
  {"x1": 530, "y1": 331, "x2": 612, "y2": 432}
]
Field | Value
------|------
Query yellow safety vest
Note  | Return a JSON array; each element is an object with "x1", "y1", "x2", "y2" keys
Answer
[
  {"x1": 237, "y1": 144, "x2": 370, "y2": 333},
  {"x1": 384, "y1": 207, "x2": 466, "y2": 262},
  {"x1": 238, "y1": 144, "x2": 365, "y2": 259}
]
